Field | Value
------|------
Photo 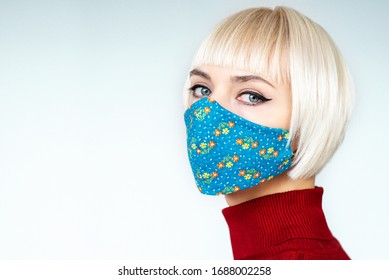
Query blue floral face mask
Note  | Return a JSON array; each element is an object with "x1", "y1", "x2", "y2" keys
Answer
[{"x1": 184, "y1": 97, "x2": 293, "y2": 195}]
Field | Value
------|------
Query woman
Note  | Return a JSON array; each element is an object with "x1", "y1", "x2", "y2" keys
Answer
[{"x1": 183, "y1": 7, "x2": 353, "y2": 259}]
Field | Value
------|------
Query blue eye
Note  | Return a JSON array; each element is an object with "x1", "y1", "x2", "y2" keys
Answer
[
  {"x1": 189, "y1": 85, "x2": 212, "y2": 98},
  {"x1": 238, "y1": 92, "x2": 271, "y2": 105}
]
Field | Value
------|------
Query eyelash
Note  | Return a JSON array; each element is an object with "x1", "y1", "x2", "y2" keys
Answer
[
  {"x1": 188, "y1": 85, "x2": 210, "y2": 98},
  {"x1": 188, "y1": 84, "x2": 272, "y2": 106},
  {"x1": 238, "y1": 91, "x2": 272, "y2": 106}
]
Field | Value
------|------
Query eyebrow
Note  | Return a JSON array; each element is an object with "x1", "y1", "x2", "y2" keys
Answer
[
  {"x1": 189, "y1": 69, "x2": 211, "y2": 80},
  {"x1": 189, "y1": 68, "x2": 274, "y2": 88},
  {"x1": 231, "y1": 75, "x2": 275, "y2": 88}
]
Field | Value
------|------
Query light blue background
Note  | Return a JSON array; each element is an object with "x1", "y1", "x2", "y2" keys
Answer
[{"x1": 0, "y1": 0, "x2": 388, "y2": 259}]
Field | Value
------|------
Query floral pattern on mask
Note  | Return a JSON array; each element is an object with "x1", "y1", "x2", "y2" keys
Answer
[{"x1": 184, "y1": 97, "x2": 293, "y2": 195}]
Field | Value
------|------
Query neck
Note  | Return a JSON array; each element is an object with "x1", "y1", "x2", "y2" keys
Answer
[{"x1": 225, "y1": 172, "x2": 315, "y2": 206}]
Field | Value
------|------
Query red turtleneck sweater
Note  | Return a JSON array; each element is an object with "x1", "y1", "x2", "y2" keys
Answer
[{"x1": 222, "y1": 187, "x2": 350, "y2": 260}]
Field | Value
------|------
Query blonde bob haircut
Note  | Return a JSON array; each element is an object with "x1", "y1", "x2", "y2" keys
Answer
[{"x1": 184, "y1": 6, "x2": 354, "y2": 180}]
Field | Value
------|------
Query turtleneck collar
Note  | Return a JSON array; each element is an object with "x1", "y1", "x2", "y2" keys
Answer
[{"x1": 222, "y1": 187, "x2": 334, "y2": 259}]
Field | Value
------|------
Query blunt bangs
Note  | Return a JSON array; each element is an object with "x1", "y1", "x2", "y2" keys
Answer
[{"x1": 191, "y1": 7, "x2": 290, "y2": 85}]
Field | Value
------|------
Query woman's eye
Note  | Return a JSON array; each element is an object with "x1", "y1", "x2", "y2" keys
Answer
[
  {"x1": 189, "y1": 85, "x2": 212, "y2": 98},
  {"x1": 238, "y1": 92, "x2": 271, "y2": 105}
]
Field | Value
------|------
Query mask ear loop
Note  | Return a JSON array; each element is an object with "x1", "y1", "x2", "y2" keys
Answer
[
  {"x1": 288, "y1": 138, "x2": 296, "y2": 152},
  {"x1": 287, "y1": 135, "x2": 298, "y2": 166}
]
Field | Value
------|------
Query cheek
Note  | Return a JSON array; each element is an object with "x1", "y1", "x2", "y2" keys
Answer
[
  {"x1": 187, "y1": 94, "x2": 197, "y2": 107},
  {"x1": 234, "y1": 101, "x2": 291, "y2": 130},
  {"x1": 260, "y1": 92, "x2": 292, "y2": 130},
  {"x1": 272, "y1": 99, "x2": 292, "y2": 130}
]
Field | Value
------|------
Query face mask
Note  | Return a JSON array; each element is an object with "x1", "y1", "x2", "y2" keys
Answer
[{"x1": 184, "y1": 97, "x2": 293, "y2": 195}]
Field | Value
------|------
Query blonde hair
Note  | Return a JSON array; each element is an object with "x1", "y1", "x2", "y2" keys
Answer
[{"x1": 184, "y1": 6, "x2": 354, "y2": 179}]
